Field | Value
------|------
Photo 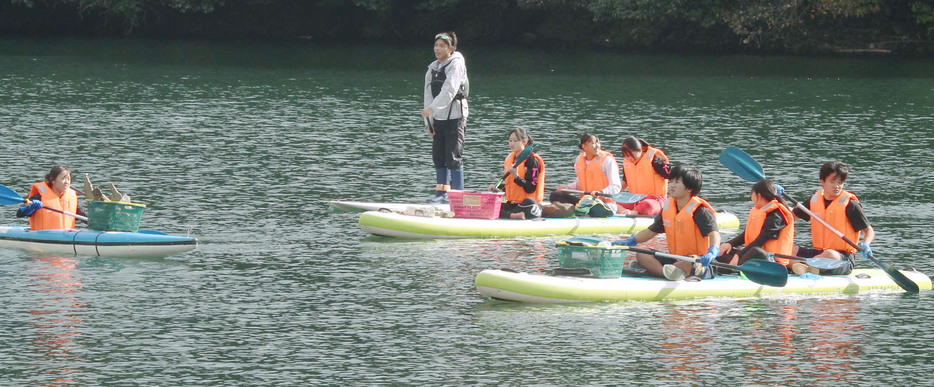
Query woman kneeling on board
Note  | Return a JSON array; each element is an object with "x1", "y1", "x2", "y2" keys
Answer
[{"x1": 489, "y1": 128, "x2": 545, "y2": 219}]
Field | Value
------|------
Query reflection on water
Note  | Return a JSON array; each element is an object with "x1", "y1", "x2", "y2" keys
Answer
[{"x1": 28, "y1": 255, "x2": 85, "y2": 385}]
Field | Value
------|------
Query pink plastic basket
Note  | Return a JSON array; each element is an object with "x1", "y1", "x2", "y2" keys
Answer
[{"x1": 448, "y1": 190, "x2": 504, "y2": 219}]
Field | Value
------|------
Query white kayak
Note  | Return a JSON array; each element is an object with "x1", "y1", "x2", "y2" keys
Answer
[
  {"x1": 475, "y1": 268, "x2": 932, "y2": 303},
  {"x1": 0, "y1": 226, "x2": 198, "y2": 259},
  {"x1": 358, "y1": 210, "x2": 741, "y2": 239}
]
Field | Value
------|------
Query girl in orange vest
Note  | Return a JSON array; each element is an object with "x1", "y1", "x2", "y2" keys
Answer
[
  {"x1": 16, "y1": 166, "x2": 85, "y2": 230},
  {"x1": 550, "y1": 133, "x2": 621, "y2": 218},
  {"x1": 618, "y1": 136, "x2": 671, "y2": 216},
  {"x1": 611, "y1": 165, "x2": 721, "y2": 281},
  {"x1": 791, "y1": 161, "x2": 870, "y2": 275},
  {"x1": 718, "y1": 180, "x2": 804, "y2": 272},
  {"x1": 489, "y1": 128, "x2": 545, "y2": 219}
]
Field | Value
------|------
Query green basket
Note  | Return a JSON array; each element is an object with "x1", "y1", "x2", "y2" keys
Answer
[
  {"x1": 88, "y1": 201, "x2": 146, "y2": 232},
  {"x1": 556, "y1": 241, "x2": 628, "y2": 278}
]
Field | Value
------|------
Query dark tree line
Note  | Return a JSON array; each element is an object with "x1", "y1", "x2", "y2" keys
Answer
[{"x1": 3, "y1": 0, "x2": 933, "y2": 54}]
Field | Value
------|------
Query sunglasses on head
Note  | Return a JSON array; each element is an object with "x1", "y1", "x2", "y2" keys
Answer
[{"x1": 435, "y1": 33, "x2": 452, "y2": 42}]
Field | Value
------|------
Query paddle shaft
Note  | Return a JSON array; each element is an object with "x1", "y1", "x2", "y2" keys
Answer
[
  {"x1": 630, "y1": 247, "x2": 736, "y2": 271},
  {"x1": 39, "y1": 207, "x2": 89, "y2": 223}
]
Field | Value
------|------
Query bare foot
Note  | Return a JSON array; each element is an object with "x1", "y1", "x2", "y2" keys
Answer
[{"x1": 509, "y1": 212, "x2": 526, "y2": 220}]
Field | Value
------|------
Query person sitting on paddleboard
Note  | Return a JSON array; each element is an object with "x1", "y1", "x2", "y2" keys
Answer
[
  {"x1": 717, "y1": 179, "x2": 806, "y2": 274},
  {"x1": 610, "y1": 165, "x2": 721, "y2": 281},
  {"x1": 16, "y1": 166, "x2": 85, "y2": 230},
  {"x1": 489, "y1": 128, "x2": 544, "y2": 220},
  {"x1": 423, "y1": 31, "x2": 469, "y2": 204},
  {"x1": 549, "y1": 133, "x2": 621, "y2": 218},
  {"x1": 617, "y1": 136, "x2": 671, "y2": 216},
  {"x1": 791, "y1": 161, "x2": 871, "y2": 275}
]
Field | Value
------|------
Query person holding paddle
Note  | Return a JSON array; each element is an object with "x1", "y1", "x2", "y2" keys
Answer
[
  {"x1": 423, "y1": 31, "x2": 469, "y2": 204},
  {"x1": 15, "y1": 166, "x2": 85, "y2": 230},
  {"x1": 617, "y1": 136, "x2": 671, "y2": 216},
  {"x1": 716, "y1": 179, "x2": 811, "y2": 273},
  {"x1": 611, "y1": 165, "x2": 721, "y2": 281},
  {"x1": 489, "y1": 128, "x2": 545, "y2": 219},
  {"x1": 550, "y1": 133, "x2": 621, "y2": 218},
  {"x1": 791, "y1": 161, "x2": 872, "y2": 275}
]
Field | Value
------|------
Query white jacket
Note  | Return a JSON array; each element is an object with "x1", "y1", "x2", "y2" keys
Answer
[{"x1": 424, "y1": 51, "x2": 469, "y2": 120}]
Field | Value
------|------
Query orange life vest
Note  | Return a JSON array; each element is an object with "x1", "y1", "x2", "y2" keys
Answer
[
  {"x1": 503, "y1": 151, "x2": 546, "y2": 203},
  {"x1": 745, "y1": 200, "x2": 795, "y2": 265},
  {"x1": 661, "y1": 196, "x2": 715, "y2": 256},
  {"x1": 574, "y1": 149, "x2": 617, "y2": 204},
  {"x1": 809, "y1": 189, "x2": 861, "y2": 253},
  {"x1": 28, "y1": 182, "x2": 78, "y2": 230},
  {"x1": 622, "y1": 146, "x2": 669, "y2": 197}
]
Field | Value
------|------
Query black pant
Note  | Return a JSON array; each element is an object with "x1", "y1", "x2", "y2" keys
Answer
[{"x1": 432, "y1": 117, "x2": 466, "y2": 169}]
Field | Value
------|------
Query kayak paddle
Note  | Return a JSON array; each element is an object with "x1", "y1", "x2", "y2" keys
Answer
[
  {"x1": 0, "y1": 184, "x2": 89, "y2": 222},
  {"x1": 559, "y1": 189, "x2": 647, "y2": 204},
  {"x1": 629, "y1": 246, "x2": 788, "y2": 287},
  {"x1": 719, "y1": 146, "x2": 919, "y2": 292},
  {"x1": 494, "y1": 143, "x2": 543, "y2": 189}
]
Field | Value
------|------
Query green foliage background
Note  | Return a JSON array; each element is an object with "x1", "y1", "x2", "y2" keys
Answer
[{"x1": 3, "y1": 0, "x2": 933, "y2": 54}]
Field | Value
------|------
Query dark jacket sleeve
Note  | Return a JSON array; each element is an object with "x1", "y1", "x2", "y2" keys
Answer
[{"x1": 511, "y1": 156, "x2": 542, "y2": 194}]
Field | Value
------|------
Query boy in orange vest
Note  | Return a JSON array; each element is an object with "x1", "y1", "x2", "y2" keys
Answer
[
  {"x1": 611, "y1": 165, "x2": 721, "y2": 281},
  {"x1": 791, "y1": 161, "x2": 871, "y2": 275}
]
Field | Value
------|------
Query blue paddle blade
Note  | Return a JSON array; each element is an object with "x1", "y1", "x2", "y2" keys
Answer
[
  {"x1": 719, "y1": 146, "x2": 767, "y2": 182},
  {"x1": 0, "y1": 184, "x2": 27, "y2": 206}
]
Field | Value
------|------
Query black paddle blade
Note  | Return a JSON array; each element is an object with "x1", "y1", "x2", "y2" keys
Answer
[
  {"x1": 736, "y1": 259, "x2": 788, "y2": 287},
  {"x1": 870, "y1": 255, "x2": 920, "y2": 292}
]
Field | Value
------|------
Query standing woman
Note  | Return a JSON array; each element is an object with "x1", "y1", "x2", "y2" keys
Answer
[
  {"x1": 422, "y1": 31, "x2": 469, "y2": 204},
  {"x1": 16, "y1": 166, "x2": 85, "y2": 230},
  {"x1": 489, "y1": 128, "x2": 545, "y2": 219}
]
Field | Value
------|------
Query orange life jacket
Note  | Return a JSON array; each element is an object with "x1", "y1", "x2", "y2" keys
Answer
[
  {"x1": 661, "y1": 196, "x2": 715, "y2": 256},
  {"x1": 503, "y1": 151, "x2": 546, "y2": 203},
  {"x1": 574, "y1": 149, "x2": 617, "y2": 204},
  {"x1": 745, "y1": 200, "x2": 795, "y2": 266},
  {"x1": 810, "y1": 189, "x2": 861, "y2": 253},
  {"x1": 28, "y1": 182, "x2": 78, "y2": 230},
  {"x1": 621, "y1": 146, "x2": 669, "y2": 197}
]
